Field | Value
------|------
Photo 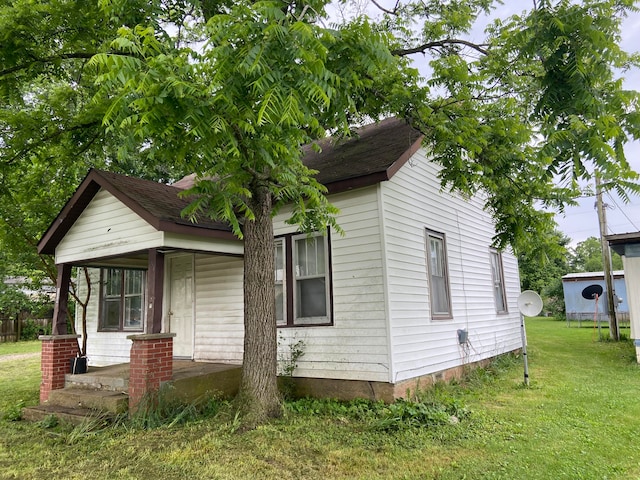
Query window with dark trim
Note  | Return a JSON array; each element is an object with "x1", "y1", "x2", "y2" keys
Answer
[
  {"x1": 99, "y1": 268, "x2": 145, "y2": 332},
  {"x1": 275, "y1": 232, "x2": 333, "y2": 326},
  {"x1": 490, "y1": 249, "x2": 508, "y2": 313},
  {"x1": 426, "y1": 229, "x2": 452, "y2": 319}
]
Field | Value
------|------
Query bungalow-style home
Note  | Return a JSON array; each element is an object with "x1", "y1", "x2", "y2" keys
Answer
[{"x1": 37, "y1": 117, "x2": 522, "y2": 403}]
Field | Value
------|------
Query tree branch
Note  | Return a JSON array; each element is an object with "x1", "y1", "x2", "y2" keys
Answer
[
  {"x1": 0, "y1": 52, "x2": 96, "y2": 77},
  {"x1": 392, "y1": 39, "x2": 489, "y2": 56},
  {"x1": 4, "y1": 120, "x2": 102, "y2": 165},
  {"x1": 370, "y1": 0, "x2": 400, "y2": 15}
]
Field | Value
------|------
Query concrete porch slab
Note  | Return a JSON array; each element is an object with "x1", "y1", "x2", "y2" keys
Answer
[{"x1": 65, "y1": 360, "x2": 242, "y2": 399}]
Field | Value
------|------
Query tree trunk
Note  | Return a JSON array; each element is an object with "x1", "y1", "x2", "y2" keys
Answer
[{"x1": 236, "y1": 184, "x2": 282, "y2": 427}]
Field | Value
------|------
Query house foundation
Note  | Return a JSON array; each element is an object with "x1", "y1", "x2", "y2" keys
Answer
[
  {"x1": 289, "y1": 354, "x2": 502, "y2": 403},
  {"x1": 39, "y1": 334, "x2": 81, "y2": 403},
  {"x1": 127, "y1": 333, "x2": 175, "y2": 411}
]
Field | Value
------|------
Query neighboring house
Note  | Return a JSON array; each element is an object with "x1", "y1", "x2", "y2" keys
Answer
[
  {"x1": 562, "y1": 271, "x2": 629, "y2": 325},
  {"x1": 38, "y1": 118, "x2": 522, "y2": 401},
  {"x1": 3, "y1": 276, "x2": 56, "y2": 299}
]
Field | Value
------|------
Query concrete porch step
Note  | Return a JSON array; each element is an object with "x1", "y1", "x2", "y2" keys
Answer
[
  {"x1": 22, "y1": 404, "x2": 116, "y2": 426},
  {"x1": 47, "y1": 387, "x2": 129, "y2": 414},
  {"x1": 65, "y1": 364, "x2": 129, "y2": 392}
]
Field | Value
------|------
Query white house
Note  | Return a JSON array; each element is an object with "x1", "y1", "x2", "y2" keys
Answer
[{"x1": 38, "y1": 118, "x2": 522, "y2": 401}]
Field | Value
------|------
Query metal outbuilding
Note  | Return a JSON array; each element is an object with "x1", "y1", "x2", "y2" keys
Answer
[{"x1": 562, "y1": 271, "x2": 629, "y2": 325}]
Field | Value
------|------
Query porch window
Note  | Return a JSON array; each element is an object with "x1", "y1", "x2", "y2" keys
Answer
[
  {"x1": 276, "y1": 231, "x2": 332, "y2": 326},
  {"x1": 490, "y1": 249, "x2": 508, "y2": 313},
  {"x1": 99, "y1": 268, "x2": 145, "y2": 332},
  {"x1": 426, "y1": 230, "x2": 452, "y2": 319}
]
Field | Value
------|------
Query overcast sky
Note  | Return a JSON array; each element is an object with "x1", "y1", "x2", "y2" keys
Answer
[{"x1": 440, "y1": 3, "x2": 640, "y2": 246}]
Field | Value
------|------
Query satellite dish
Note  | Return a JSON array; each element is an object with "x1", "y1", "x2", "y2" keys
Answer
[
  {"x1": 581, "y1": 284, "x2": 603, "y2": 300},
  {"x1": 517, "y1": 290, "x2": 543, "y2": 317}
]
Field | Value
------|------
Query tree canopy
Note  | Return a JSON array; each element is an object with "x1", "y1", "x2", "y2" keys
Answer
[
  {"x1": 2, "y1": 0, "x2": 640, "y2": 424},
  {"x1": 570, "y1": 236, "x2": 624, "y2": 272}
]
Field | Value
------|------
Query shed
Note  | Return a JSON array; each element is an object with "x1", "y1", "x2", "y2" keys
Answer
[{"x1": 562, "y1": 271, "x2": 629, "y2": 325}]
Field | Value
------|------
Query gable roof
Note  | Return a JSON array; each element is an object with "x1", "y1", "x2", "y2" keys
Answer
[
  {"x1": 38, "y1": 118, "x2": 423, "y2": 255},
  {"x1": 304, "y1": 117, "x2": 423, "y2": 193},
  {"x1": 37, "y1": 169, "x2": 235, "y2": 255}
]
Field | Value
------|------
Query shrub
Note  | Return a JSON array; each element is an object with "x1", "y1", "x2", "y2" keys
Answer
[{"x1": 20, "y1": 318, "x2": 51, "y2": 340}]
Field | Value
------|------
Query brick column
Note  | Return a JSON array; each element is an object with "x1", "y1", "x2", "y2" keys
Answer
[
  {"x1": 127, "y1": 333, "x2": 176, "y2": 411},
  {"x1": 39, "y1": 334, "x2": 80, "y2": 403}
]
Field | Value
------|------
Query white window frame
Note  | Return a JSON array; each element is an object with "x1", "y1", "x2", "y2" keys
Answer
[
  {"x1": 490, "y1": 249, "x2": 508, "y2": 314},
  {"x1": 292, "y1": 232, "x2": 331, "y2": 325},
  {"x1": 426, "y1": 229, "x2": 453, "y2": 319}
]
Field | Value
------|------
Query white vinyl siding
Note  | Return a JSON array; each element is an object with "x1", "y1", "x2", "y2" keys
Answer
[
  {"x1": 56, "y1": 190, "x2": 162, "y2": 264},
  {"x1": 161, "y1": 233, "x2": 243, "y2": 256},
  {"x1": 273, "y1": 187, "x2": 390, "y2": 382},
  {"x1": 72, "y1": 146, "x2": 521, "y2": 385},
  {"x1": 193, "y1": 254, "x2": 244, "y2": 363},
  {"x1": 380, "y1": 148, "x2": 521, "y2": 383}
]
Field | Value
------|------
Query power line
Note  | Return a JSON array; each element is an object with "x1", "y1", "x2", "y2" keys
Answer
[{"x1": 605, "y1": 192, "x2": 640, "y2": 231}]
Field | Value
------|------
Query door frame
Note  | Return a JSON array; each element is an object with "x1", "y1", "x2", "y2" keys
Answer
[{"x1": 163, "y1": 253, "x2": 196, "y2": 359}]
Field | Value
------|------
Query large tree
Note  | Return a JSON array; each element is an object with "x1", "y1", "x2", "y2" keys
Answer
[
  {"x1": 2, "y1": 0, "x2": 640, "y2": 425},
  {"x1": 571, "y1": 236, "x2": 624, "y2": 272}
]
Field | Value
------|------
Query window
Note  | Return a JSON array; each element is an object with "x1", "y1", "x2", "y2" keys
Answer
[
  {"x1": 99, "y1": 268, "x2": 145, "y2": 331},
  {"x1": 275, "y1": 239, "x2": 286, "y2": 326},
  {"x1": 426, "y1": 230, "x2": 452, "y2": 319},
  {"x1": 490, "y1": 249, "x2": 508, "y2": 313},
  {"x1": 275, "y1": 232, "x2": 332, "y2": 326}
]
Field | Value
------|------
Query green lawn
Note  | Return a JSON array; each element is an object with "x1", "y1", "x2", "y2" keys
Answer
[
  {"x1": 0, "y1": 340, "x2": 41, "y2": 356},
  {"x1": 1, "y1": 320, "x2": 639, "y2": 480}
]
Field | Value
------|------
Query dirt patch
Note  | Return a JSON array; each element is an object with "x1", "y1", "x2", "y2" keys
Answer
[{"x1": 0, "y1": 352, "x2": 39, "y2": 363}]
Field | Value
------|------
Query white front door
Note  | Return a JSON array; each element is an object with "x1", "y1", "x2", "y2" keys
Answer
[{"x1": 168, "y1": 255, "x2": 194, "y2": 358}]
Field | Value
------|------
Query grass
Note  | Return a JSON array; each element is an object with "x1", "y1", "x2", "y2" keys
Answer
[
  {"x1": 1, "y1": 319, "x2": 639, "y2": 479},
  {"x1": 0, "y1": 340, "x2": 41, "y2": 356}
]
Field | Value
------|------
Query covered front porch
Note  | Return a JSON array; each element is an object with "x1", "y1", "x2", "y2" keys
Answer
[{"x1": 36, "y1": 168, "x2": 245, "y2": 365}]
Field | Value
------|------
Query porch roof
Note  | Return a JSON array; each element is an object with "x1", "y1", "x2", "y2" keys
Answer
[
  {"x1": 38, "y1": 118, "x2": 423, "y2": 255},
  {"x1": 37, "y1": 169, "x2": 235, "y2": 255}
]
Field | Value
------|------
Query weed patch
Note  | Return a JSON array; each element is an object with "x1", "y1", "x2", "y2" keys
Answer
[{"x1": 129, "y1": 384, "x2": 228, "y2": 430}]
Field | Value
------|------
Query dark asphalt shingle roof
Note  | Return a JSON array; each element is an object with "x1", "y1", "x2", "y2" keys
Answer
[
  {"x1": 38, "y1": 118, "x2": 423, "y2": 255},
  {"x1": 304, "y1": 117, "x2": 423, "y2": 187}
]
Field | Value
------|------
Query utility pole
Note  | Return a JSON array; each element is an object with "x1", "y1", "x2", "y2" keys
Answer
[{"x1": 595, "y1": 175, "x2": 619, "y2": 341}]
